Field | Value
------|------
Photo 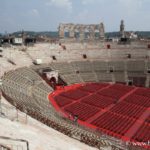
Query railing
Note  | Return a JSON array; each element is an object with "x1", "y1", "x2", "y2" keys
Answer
[{"x1": 0, "y1": 136, "x2": 29, "y2": 150}]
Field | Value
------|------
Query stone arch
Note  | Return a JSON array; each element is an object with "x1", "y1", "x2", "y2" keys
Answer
[
  {"x1": 58, "y1": 22, "x2": 105, "y2": 40},
  {"x1": 49, "y1": 77, "x2": 57, "y2": 89},
  {"x1": 84, "y1": 26, "x2": 90, "y2": 39},
  {"x1": 64, "y1": 26, "x2": 69, "y2": 38},
  {"x1": 74, "y1": 26, "x2": 80, "y2": 39}
]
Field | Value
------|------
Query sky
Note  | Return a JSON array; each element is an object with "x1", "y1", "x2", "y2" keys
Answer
[{"x1": 0, "y1": 0, "x2": 150, "y2": 33}]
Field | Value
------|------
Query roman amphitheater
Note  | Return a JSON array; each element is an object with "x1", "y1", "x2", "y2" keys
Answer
[{"x1": 0, "y1": 38, "x2": 150, "y2": 150}]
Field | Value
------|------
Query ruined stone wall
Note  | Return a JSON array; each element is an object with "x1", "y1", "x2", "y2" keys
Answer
[{"x1": 58, "y1": 23, "x2": 105, "y2": 40}]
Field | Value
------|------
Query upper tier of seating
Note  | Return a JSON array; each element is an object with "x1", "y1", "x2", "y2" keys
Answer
[{"x1": 33, "y1": 60, "x2": 150, "y2": 87}]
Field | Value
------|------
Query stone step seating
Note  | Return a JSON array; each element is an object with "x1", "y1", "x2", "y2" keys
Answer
[
  {"x1": 95, "y1": 72, "x2": 112, "y2": 82},
  {"x1": 114, "y1": 72, "x2": 126, "y2": 83},
  {"x1": 32, "y1": 60, "x2": 150, "y2": 86},
  {"x1": 71, "y1": 61, "x2": 93, "y2": 73},
  {"x1": 127, "y1": 60, "x2": 146, "y2": 73},
  {"x1": 36, "y1": 81, "x2": 53, "y2": 93},
  {"x1": 6, "y1": 72, "x2": 33, "y2": 87},
  {"x1": 51, "y1": 62, "x2": 75, "y2": 74},
  {"x1": 16, "y1": 67, "x2": 42, "y2": 81},
  {"x1": 108, "y1": 61, "x2": 125, "y2": 72},
  {"x1": 61, "y1": 74, "x2": 83, "y2": 85},
  {"x1": 79, "y1": 72, "x2": 97, "y2": 82},
  {"x1": 92, "y1": 61, "x2": 108, "y2": 72},
  {"x1": 3, "y1": 85, "x2": 40, "y2": 111},
  {"x1": 1, "y1": 68, "x2": 115, "y2": 149}
]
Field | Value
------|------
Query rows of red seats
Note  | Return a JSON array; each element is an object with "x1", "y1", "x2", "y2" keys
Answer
[
  {"x1": 98, "y1": 88, "x2": 127, "y2": 99},
  {"x1": 132, "y1": 123, "x2": 150, "y2": 143},
  {"x1": 125, "y1": 94, "x2": 150, "y2": 108},
  {"x1": 64, "y1": 102, "x2": 100, "y2": 121},
  {"x1": 79, "y1": 83, "x2": 109, "y2": 93},
  {"x1": 110, "y1": 101, "x2": 146, "y2": 119},
  {"x1": 145, "y1": 116, "x2": 150, "y2": 124},
  {"x1": 134, "y1": 88, "x2": 150, "y2": 98},
  {"x1": 54, "y1": 95, "x2": 73, "y2": 107},
  {"x1": 51, "y1": 83, "x2": 150, "y2": 146},
  {"x1": 91, "y1": 112, "x2": 136, "y2": 137},
  {"x1": 81, "y1": 93, "x2": 115, "y2": 109},
  {"x1": 60, "y1": 89, "x2": 88, "y2": 100},
  {"x1": 111, "y1": 84, "x2": 134, "y2": 92}
]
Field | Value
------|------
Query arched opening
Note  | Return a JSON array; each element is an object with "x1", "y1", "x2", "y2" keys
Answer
[
  {"x1": 74, "y1": 29, "x2": 80, "y2": 39},
  {"x1": 95, "y1": 29, "x2": 99, "y2": 39},
  {"x1": 49, "y1": 77, "x2": 57, "y2": 90},
  {"x1": 84, "y1": 28, "x2": 90, "y2": 39},
  {"x1": 64, "y1": 28, "x2": 69, "y2": 38}
]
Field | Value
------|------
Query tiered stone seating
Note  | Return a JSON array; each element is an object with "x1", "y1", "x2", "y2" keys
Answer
[
  {"x1": 96, "y1": 72, "x2": 112, "y2": 82},
  {"x1": 1, "y1": 67, "x2": 53, "y2": 116},
  {"x1": 50, "y1": 62, "x2": 74, "y2": 74},
  {"x1": 71, "y1": 61, "x2": 93, "y2": 72},
  {"x1": 92, "y1": 61, "x2": 108, "y2": 72},
  {"x1": 114, "y1": 73, "x2": 126, "y2": 83},
  {"x1": 2, "y1": 59, "x2": 150, "y2": 150},
  {"x1": 127, "y1": 60, "x2": 145, "y2": 74},
  {"x1": 40, "y1": 60, "x2": 149, "y2": 86},
  {"x1": 61, "y1": 74, "x2": 83, "y2": 85},
  {"x1": 79, "y1": 72, "x2": 97, "y2": 82},
  {"x1": 107, "y1": 61, "x2": 126, "y2": 83},
  {"x1": 108, "y1": 61, "x2": 125, "y2": 72},
  {"x1": 16, "y1": 67, "x2": 42, "y2": 81},
  {"x1": 70, "y1": 61, "x2": 98, "y2": 82}
]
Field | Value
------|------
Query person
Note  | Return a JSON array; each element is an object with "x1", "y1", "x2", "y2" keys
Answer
[{"x1": 74, "y1": 114, "x2": 78, "y2": 122}]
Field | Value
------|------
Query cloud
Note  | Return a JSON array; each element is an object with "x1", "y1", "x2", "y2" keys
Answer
[
  {"x1": 75, "y1": 10, "x2": 89, "y2": 23},
  {"x1": 81, "y1": 0, "x2": 104, "y2": 5},
  {"x1": 82, "y1": 0, "x2": 93, "y2": 5},
  {"x1": 46, "y1": 0, "x2": 72, "y2": 11},
  {"x1": 30, "y1": 9, "x2": 39, "y2": 16},
  {"x1": 118, "y1": 0, "x2": 143, "y2": 13}
]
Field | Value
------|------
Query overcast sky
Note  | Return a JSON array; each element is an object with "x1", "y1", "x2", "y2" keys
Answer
[{"x1": 0, "y1": 0, "x2": 150, "y2": 33}]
